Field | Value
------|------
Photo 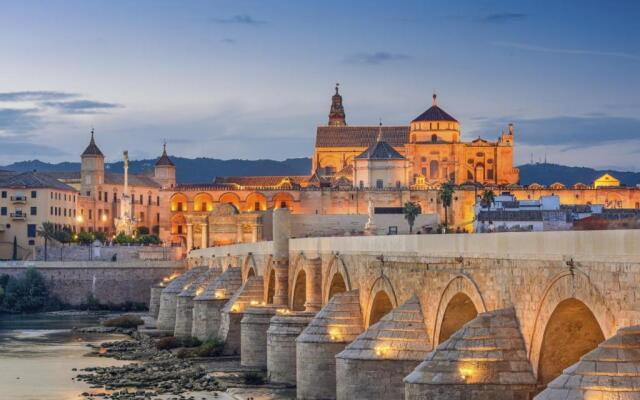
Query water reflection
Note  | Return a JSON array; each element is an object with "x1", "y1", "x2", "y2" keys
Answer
[{"x1": 0, "y1": 312, "x2": 132, "y2": 400}]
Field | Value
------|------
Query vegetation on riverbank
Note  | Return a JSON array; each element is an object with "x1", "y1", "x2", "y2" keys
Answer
[{"x1": 0, "y1": 269, "x2": 147, "y2": 314}]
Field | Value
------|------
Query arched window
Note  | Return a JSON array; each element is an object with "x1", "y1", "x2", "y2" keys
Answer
[{"x1": 429, "y1": 160, "x2": 439, "y2": 179}]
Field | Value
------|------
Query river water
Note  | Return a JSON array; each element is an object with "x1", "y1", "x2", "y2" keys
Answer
[{"x1": 0, "y1": 312, "x2": 132, "y2": 400}]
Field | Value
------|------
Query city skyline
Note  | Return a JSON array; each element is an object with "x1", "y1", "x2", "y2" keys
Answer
[{"x1": 1, "y1": 0, "x2": 639, "y2": 170}]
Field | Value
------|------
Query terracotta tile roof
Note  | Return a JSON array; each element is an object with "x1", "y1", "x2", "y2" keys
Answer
[
  {"x1": 213, "y1": 175, "x2": 310, "y2": 187},
  {"x1": 104, "y1": 172, "x2": 161, "y2": 188},
  {"x1": 356, "y1": 140, "x2": 405, "y2": 160},
  {"x1": 0, "y1": 171, "x2": 77, "y2": 191},
  {"x1": 412, "y1": 105, "x2": 458, "y2": 123},
  {"x1": 315, "y1": 126, "x2": 409, "y2": 148}
]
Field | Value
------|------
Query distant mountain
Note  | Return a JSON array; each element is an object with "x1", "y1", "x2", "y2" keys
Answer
[
  {"x1": 3, "y1": 158, "x2": 639, "y2": 187},
  {"x1": 1, "y1": 157, "x2": 312, "y2": 184},
  {"x1": 518, "y1": 163, "x2": 640, "y2": 187}
]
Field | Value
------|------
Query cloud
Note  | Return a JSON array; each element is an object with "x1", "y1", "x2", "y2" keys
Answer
[
  {"x1": 221, "y1": 38, "x2": 237, "y2": 45},
  {"x1": 0, "y1": 108, "x2": 41, "y2": 135},
  {"x1": 471, "y1": 115, "x2": 640, "y2": 148},
  {"x1": 0, "y1": 91, "x2": 77, "y2": 102},
  {"x1": 42, "y1": 100, "x2": 122, "y2": 114},
  {"x1": 210, "y1": 14, "x2": 266, "y2": 25},
  {"x1": 0, "y1": 140, "x2": 67, "y2": 156},
  {"x1": 344, "y1": 51, "x2": 410, "y2": 65},
  {"x1": 479, "y1": 13, "x2": 527, "y2": 23},
  {"x1": 492, "y1": 41, "x2": 640, "y2": 61}
]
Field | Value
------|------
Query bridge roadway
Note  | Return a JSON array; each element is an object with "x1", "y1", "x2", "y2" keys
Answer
[{"x1": 155, "y1": 209, "x2": 640, "y2": 399}]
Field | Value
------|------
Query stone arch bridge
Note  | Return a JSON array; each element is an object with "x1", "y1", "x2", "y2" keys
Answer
[{"x1": 154, "y1": 209, "x2": 640, "y2": 399}]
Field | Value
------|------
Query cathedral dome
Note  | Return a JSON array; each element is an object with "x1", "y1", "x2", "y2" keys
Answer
[{"x1": 412, "y1": 94, "x2": 457, "y2": 123}]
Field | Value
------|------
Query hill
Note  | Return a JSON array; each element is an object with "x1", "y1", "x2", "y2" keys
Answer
[
  {"x1": 3, "y1": 158, "x2": 639, "y2": 187},
  {"x1": 1, "y1": 157, "x2": 312, "y2": 184}
]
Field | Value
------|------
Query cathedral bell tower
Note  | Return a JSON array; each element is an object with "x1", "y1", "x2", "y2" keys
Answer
[
  {"x1": 328, "y1": 83, "x2": 347, "y2": 126},
  {"x1": 154, "y1": 143, "x2": 176, "y2": 189},
  {"x1": 80, "y1": 129, "x2": 105, "y2": 197}
]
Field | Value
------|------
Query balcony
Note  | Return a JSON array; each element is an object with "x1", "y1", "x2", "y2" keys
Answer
[
  {"x1": 11, "y1": 195, "x2": 27, "y2": 204},
  {"x1": 10, "y1": 212, "x2": 27, "y2": 220}
]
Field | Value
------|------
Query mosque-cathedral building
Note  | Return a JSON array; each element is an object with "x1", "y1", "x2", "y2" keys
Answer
[{"x1": 3, "y1": 85, "x2": 640, "y2": 256}]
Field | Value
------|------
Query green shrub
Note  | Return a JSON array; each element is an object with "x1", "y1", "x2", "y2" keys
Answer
[
  {"x1": 192, "y1": 339, "x2": 224, "y2": 357},
  {"x1": 75, "y1": 231, "x2": 94, "y2": 244},
  {"x1": 93, "y1": 231, "x2": 106, "y2": 244},
  {"x1": 135, "y1": 234, "x2": 161, "y2": 245},
  {"x1": 1, "y1": 268, "x2": 50, "y2": 313},
  {"x1": 176, "y1": 348, "x2": 191, "y2": 359},
  {"x1": 181, "y1": 336, "x2": 202, "y2": 348},
  {"x1": 102, "y1": 314, "x2": 144, "y2": 328},
  {"x1": 155, "y1": 336, "x2": 180, "y2": 350},
  {"x1": 243, "y1": 372, "x2": 265, "y2": 385}
]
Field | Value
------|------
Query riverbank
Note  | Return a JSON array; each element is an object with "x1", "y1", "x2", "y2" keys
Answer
[{"x1": 74, "y1": 317, "x2": 296, "y2": 400}]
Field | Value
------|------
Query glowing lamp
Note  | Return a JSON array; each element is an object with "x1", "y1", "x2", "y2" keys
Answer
[{"x1": 250, "y1": 300, "x2": 259, "y2": 306}]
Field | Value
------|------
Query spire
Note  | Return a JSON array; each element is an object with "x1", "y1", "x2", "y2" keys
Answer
[
  {"x1": 155, "y1": 141, "x2": 175, "y2": 167},
  {"x1": 81, "y1": 128, "x2": 104, "y2": 157},
  {"x1": 328, "y1": 83, "x2": 347, "y2": 126},
  {"x1": 377, "y1": 119, "x2": 383, "y2": 142},
  {"x1": 432, "y1": 93, "x2": 437, "y2": 106}
]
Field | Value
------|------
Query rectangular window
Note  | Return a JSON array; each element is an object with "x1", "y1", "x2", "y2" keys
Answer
[
  {"x1": 139, "y1": 194, "x2": 143, "y2": 204},
  {"x1": 487, "y1": 169, "x2": 494, "y2": 180},
  {"x1": 376, "y1": 179, "x2": 384, "y2": 189},
  {"x1": 156, "y1": 196, "x2": 160, "y2": 206},
  {"x1": 113, "y1": 192, "x2": 117, "y2": 202},
  {"x1": 1, "y1": 191, "x2": 6, "y2": 198},
  {"x1": 140, "y1": 212, "x2": 144, "y2": 220},
  {"x1": 148, "y1": 195, "x2": 152, "y2": 205},
  {"x1": 50, "y1": 206, "x2": 53, "y2": 215},
  {"x1": 31, "y1": 190, "x2": 37, "y2": 198},
  {"x1": 156, "y1": 213, "x2": 160, "y2": 223},
  {"x1": 89, "y1": 210, "x2": 92, "y2": 220},
  {"x1": 50, "y1": 192, "x2": 53, "y2": 199},
  {"x1": 27, "y1": 224, "x2": 36, "y2": 238},
  {"x1": 98, "y1": 192, "x2": 102, "y2": 201},
  {"x1": 0, "y1": 207, "x2": 6, "y2": 216},
  {"x1": 105, "y1": 192, "x2": 108, "y2": 202},
  {"x1": 30, "y1": 206, "x2": 37, "y2": 216}
]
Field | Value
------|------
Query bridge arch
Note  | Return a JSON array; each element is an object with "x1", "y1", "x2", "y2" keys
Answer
[
  {"x1": 364, "y1": 275, "x2": 399, "y2": 328},
  {"x1": 433, "y1": 275, "x2": 487, "y2": 346},
  {"x1": 529, "y1": 270, "x2": 615, "y2": 384},
  {"x1": 323, "y1": 256, "x2": 352, "y2": 304},
  {"x1": 242, "y1": 255, "x2": 258, "y2": 282}
]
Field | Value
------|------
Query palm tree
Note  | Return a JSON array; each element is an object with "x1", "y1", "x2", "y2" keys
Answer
[
  {"x1": 481, "y1": 189, "x2": 496, "y2": 212},
  {"x1": 438, "y1": 181, "x2": 455, "y2": 232},
  {"x1": 37, "y1": 222, "x2": 55, "y2": 261},
  {"x1": 403, "y1": 201, "x2": 421, "y2": 233}
]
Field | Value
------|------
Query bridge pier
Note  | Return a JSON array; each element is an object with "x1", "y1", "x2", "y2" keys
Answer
[
  {"x1": 404, "y1": 308, "x2": 537, "y2": 400},
  {"x1": 191, "y1": 267, "x2": 242, "y2": 341},
  {"x1": 267, "y1": 311, "x2": 315, "y2": 385},
  {"x1": 240, "y1": 306, "x2": 279, "y2": 369},
  {"x1": 336, "y1": 295, "x2": 431, "y2": 400},
  {"x1": 156, "y1": 267, "x2": 207, "y2": 333},
  {"x1": 296, "y1": 290, "x2": 363, "y2": 400},
  {"x1": 149, "y1": 284, "x2": 163, "y2": 318},
  {"x1": 174, "y1": 268, "x2": 221, "y2": 337},
  {"x1": 535, "y1": 325, "x2": 640, "y2": 399},
  {"x1": 218, "y1": 275, "x2": 264, "y2": 355}
]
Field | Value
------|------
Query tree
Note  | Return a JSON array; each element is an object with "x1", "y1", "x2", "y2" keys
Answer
[
  {"x1": 403, "y1": 201, "x2": 421, "y2": 234},
  {"x1": 438, "y1": 181, "x2": 455, "y2": 232},
  {"x1": 481, "y1": 189, "x2": 496, "y2": 212},
  {"x1": 37, "y1": 222, "x2": 56, "y2": 261}
]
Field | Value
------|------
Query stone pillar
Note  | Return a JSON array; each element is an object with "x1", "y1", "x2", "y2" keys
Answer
[
  {"x1": 200, "y1": 223, "x2": 208, "y2": 249},
  {"x1": 241, "y1": 306, "x2": 278, "y2": 369},
  {"x1": 267, "y1": 311, "x2": 315, "y2": 385},
  {"x1": 149, "y1": 285, "x2": 163, "y2": 318},
  {"x1": 236, "y1": 223, "x2": 243, "y2": 243},
  {"x1": 272, "y1": 208, "x2": 291, "y2": 306},
  {"x1": 273, "y1": 260, "x2": 289, "y2": 306},
  {"x1": 296, "y1": 290, "x2": 363, "y2": 400},
  {"x1": 186, "y1": 223, "x2": 193, "y2": 251},
  {"x1": 305, "y1": 258, "x2": 322, "y2": 312}
]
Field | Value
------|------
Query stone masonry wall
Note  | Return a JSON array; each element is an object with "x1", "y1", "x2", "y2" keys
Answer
[{"x1": 0, "y1": 260, "x2": 184, "y2": 306}]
